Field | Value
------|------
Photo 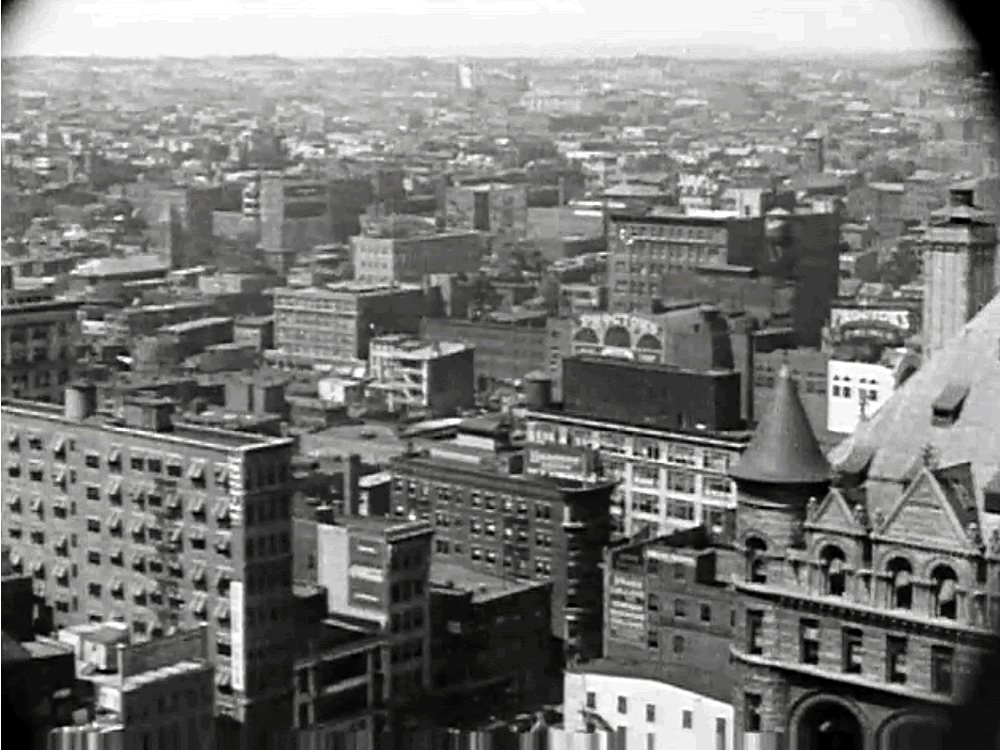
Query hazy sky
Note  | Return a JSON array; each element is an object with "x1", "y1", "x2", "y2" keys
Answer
[{"x1": 2, "y1": 0, "x2": 972, "y2": 58}]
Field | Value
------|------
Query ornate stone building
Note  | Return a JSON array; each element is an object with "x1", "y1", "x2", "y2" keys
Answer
[{"x1": 727, "y1": 293, "x2": 1000, "y2": 750}]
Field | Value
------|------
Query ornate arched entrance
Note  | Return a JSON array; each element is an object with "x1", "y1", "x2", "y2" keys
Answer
[{"x1": 795, "y1": 700, "x2": 864, "y2": 750}]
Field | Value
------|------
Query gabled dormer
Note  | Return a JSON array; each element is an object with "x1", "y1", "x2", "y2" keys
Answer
[{"x1": 876, "y1": 466, "x2": 980, "y2": 553}]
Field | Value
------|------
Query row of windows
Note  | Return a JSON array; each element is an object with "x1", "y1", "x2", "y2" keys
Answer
[
  {"x1": 10, "y1": 519, "x2": 234, "y2": 556},
  {"x1": 746, "y1": 612, "x2": 956, "y2": 694},
  {"x1": 398, "y1": 479, "x2": 554, "y2": 518},
  {"x1": 588, "y1": 692, "x2": 722, "y2": 736}
]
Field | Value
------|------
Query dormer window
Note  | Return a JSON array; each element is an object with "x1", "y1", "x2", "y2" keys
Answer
[{"x1": 931, "y1": 383, "x2": 969, "y2": 427}]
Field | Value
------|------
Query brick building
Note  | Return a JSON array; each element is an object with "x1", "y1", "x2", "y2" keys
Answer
[
  {"x1": 352, "y1": 230, "x2": 485, "y2": 285},
  {"x1": 728, "y1": 291, "x2": 1000, "y2": 750},
  {"x1": 271, "y1": 283, "x2": 426, "y2": 368},
  {"x1": 387, "y1": 443, "x2": 615, "y2": 662},
  {"x1": 1, "y1": 384, "x2": 298, "y2": 750},
  {"x1": 1, "y1": 285, "x2": 83, "y2": 403}
]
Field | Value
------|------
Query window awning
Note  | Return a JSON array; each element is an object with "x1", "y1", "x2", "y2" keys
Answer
[
  {"x1": 9, "y1": 552, "x2": 22, "y2": 567},
  {"x1": 131, "y1": 553, "x2": 146, "y2": 567},
  {"x1": 894, "y1": 571, "x2": 912, "y2": 587},
  {"x1": 215, "y1": 571, "x2": 231, "y2": 587},
  {"x1": 30, "y1": 498, "x2": 43, "y2": 512},
  {"x1": 215, "y1": 601, "x2": 231, "y2": 620},
  {"x1": 108, "y1": 447, "x2": 122, "y2": 464},
  {"x1": 130, "y1": 521, "x2": 145, "y2": 535},
  {"x1": 188, "y1": 525, "x2": 205, "y2": 541},
  {"x1": 214, "y1": 466, "x2": 229, "y2": 485},
  {"x1": 107, "y1": 515, "x2": 123, "y2": 531},
  {"x1": 215, "y1": 670, "x2": 231, "y2": 688},
  {"x1": 50, "y1": 436, "x2": 66, "y2": 453},
  {"x1": 107, "y1": 479, "x2": 122, "y2": 498},
  {"x1": 54, "y1": 564, "x2": 68, "y2": 579},
  {"x1": 6, "y1": 494, "x2": 21, "y2": 509},
  {"x1": 132, "y1": 583, "x2": 148, "y2": 597},
  {"x1": 190, "y1": 496, "x2": 206, "y2": 514},
  {"x1": 166, "y1": 494, "x2": 182, "y2": 510},
  {"x1": 32, "y1": 561, "x2": 45, "y2": 574},
  {"x1": 188, "y1": 460, "x2": 206, "y2": 480},
  {"x1": 56, "y1": 535, "x2": 69, "y2": 551},
  {"x1": 168, "y1": 527, "x2": 183, "y2": 543},
  {"x1": 6, "y1": 428, "x2": 19, "y2": 444},
  {"x1": 215, "y1": 502, "x2": 231, "y2": 521},
  {"x1": 827, "y1": 558, "x2": 844, "y2": 575},
  {"x1": 51, "y1": 467, "x2": 67, "y2": 485},
  {"x1": 110, "y1": 580, "x2": 124, "y2": 594},
  {"x1": 192, "y1": 596, "x2": 208, "y2": 615},
  {"x1": 215, "y1": 534, "x2": 231, "y2": 553},
  {"x1": 192, "y1": 567, "x2": 207, "y2": 584}
]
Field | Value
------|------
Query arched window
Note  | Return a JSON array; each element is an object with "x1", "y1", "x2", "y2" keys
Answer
[
  {"x1": 887, "y1": 558, "x2": 913, "y2": 609},
  {"x1": 636, "y1": 333, "x2": 661, "y2": 351},
  {"x1": 604, "y1": 326, "x2": 631, "y2": 348},
  {"x1": 930, "y1": 565, "x2": 958, "y2": 619},
  {"x1": 573, "y1": 327, "x2": 599, "y2": 344},
  {"x1": 746, "y1": 537, "x2": 768, "y2": 584},
  {"x1": 820, "y1": 545, "x2": 847, "y2": 596}
]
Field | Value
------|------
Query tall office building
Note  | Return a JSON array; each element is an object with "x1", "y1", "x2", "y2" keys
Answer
[
  {"x1": 729, "y1": 289, "x2": 1000, "y2": 750},
  {"x1": 919, "y1": 185, "x2": 998, "y2": 359},
  {"x1": 270, "y1": 283, "x2": 426, "y2": 368},
  {"x1": 1, "y1": 384, "x2": 298, "y2": 750},
  {"x1": 801, "y1": 131, "x2": 824, "y2": 175},
  {"x1": 260, "y1": 178, "x2": 334, "y2": 274},
  {"x1": 1, "y1": 283, "x2": 83, "y2": 403}
]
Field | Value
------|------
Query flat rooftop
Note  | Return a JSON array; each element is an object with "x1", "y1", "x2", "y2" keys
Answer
[
  {"x1": 87, "y1": 660, "x2": 211, "y2": 693},
  {"x1": 1, "y1": 398, "x2": 293, "y2": 452},
  {"x1": 430, "y1": 560, "x2": 547, "y2": 602}
]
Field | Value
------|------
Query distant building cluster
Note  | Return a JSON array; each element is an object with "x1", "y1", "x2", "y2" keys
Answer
[{"x1": 2, "y1": 50, "x2": 999, "y2": 750}]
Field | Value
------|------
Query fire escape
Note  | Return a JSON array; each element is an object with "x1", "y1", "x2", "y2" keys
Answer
[{"x1": 149, "y1": 475, "x2": 184, "y2": 635}]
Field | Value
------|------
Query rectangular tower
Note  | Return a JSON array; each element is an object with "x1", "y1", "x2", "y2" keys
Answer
[{"x1": 920, "y1": 187, "x2": 998, "y2": 359}]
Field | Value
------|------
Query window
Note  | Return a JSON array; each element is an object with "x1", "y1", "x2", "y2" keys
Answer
[
  {"x1": 647, "y1": 593, "x2": 660, "y2": 612},
  {"x1": 887, "y1": 558, "x2": 913, "y2": 609},
  {"x1": 800, "y1": 619, "x2": 820, "y2": 665},
  {"x1": 87, "y1": 517, "x2": 101, "y2": 533},
  {"x1": 646, "y1": 704, "x2": 656, "y2": 723},
  {"x1": 747, "y1": 610, "x2": 764, "y2": 655},
  {"x1": 887, "y1": 636, "x2": 907, "y2": 684},
  {"x1": 744, "y1": 694, "x2": 762, "y2": 733},
  {"x1": 842, "y1": 628, "x2": 863, "y2": 674},
  {"x1": 131, "y1": 456, "x2": 144, "y2": 471},
  {"x1": 648, "y1": 630, "x2": 659, "y2": 650},
  {"x1": 586, "y1": 692, "x2": 596, "y2": 709},
  {"x1": 820, "y1": 546, "x2": 847, "y2": 596},
  {"x1": 716, "y1": 719, "x2": 727, "y2": 750},
  {"x1": 632, "y1": 493, "x2": 660, "y2": 515},
  {"x1": 682, "y1": 710, "x2": 693, "y2": 730},
  {"x1": 88, "y1": 582, "x2": 102, "y2": 598},
  {"x1": 931, "y1": 646, "x2": 954, "y2": 695},
  {"x1": 700, "y1": 604, "x2": 712, "y2": 622},
  {"x1": 833, "y1": 385, "x2": 842, "y2": 397},
  {"x1": 674, "y1": 599, "x2": 686, "y2": 618},
  {"x1": 647, "y1": 734, "x2": 655, "y2": 750},
  {"x1": 633, "y1": 465, "x2": 660, "y2": 488},
  {"x1": 674, "y1": 562, "x2": 686, "y2": 580},
  {"x1": 673, "y1": 635, "x2": 685, "y2": 654},
  {"x1": 667, "y1": 470, "x2": 697, "y2": 494},
  {"x1": 616, "y1": 727, "x2": 627, "y2": 750},
  {"x1": 931, "y1": 566, "x2": 958, "y2": 619},
  {"x1": 618, "y1": 697, "x2": 628, "y2": 714},
  {"x1": 85, "y1": 453, "x2": 100, "y2": 469},
  {"x1": 746, "y1": 538, "x2": 767, "y2": 583}
]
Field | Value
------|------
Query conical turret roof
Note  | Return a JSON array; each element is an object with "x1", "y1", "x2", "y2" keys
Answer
[{"x1": 730, "y1": 365, "x2": 831, "y2": 484}]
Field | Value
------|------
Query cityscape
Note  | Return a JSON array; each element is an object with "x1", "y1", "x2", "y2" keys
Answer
[{"x1": 2, "y1": 5, "x2": 1000, "y2": 750}]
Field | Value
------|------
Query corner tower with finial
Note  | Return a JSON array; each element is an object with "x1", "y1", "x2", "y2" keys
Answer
[{"x1": 728, "y1": 365, "x2": 832, "y2": 750}]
